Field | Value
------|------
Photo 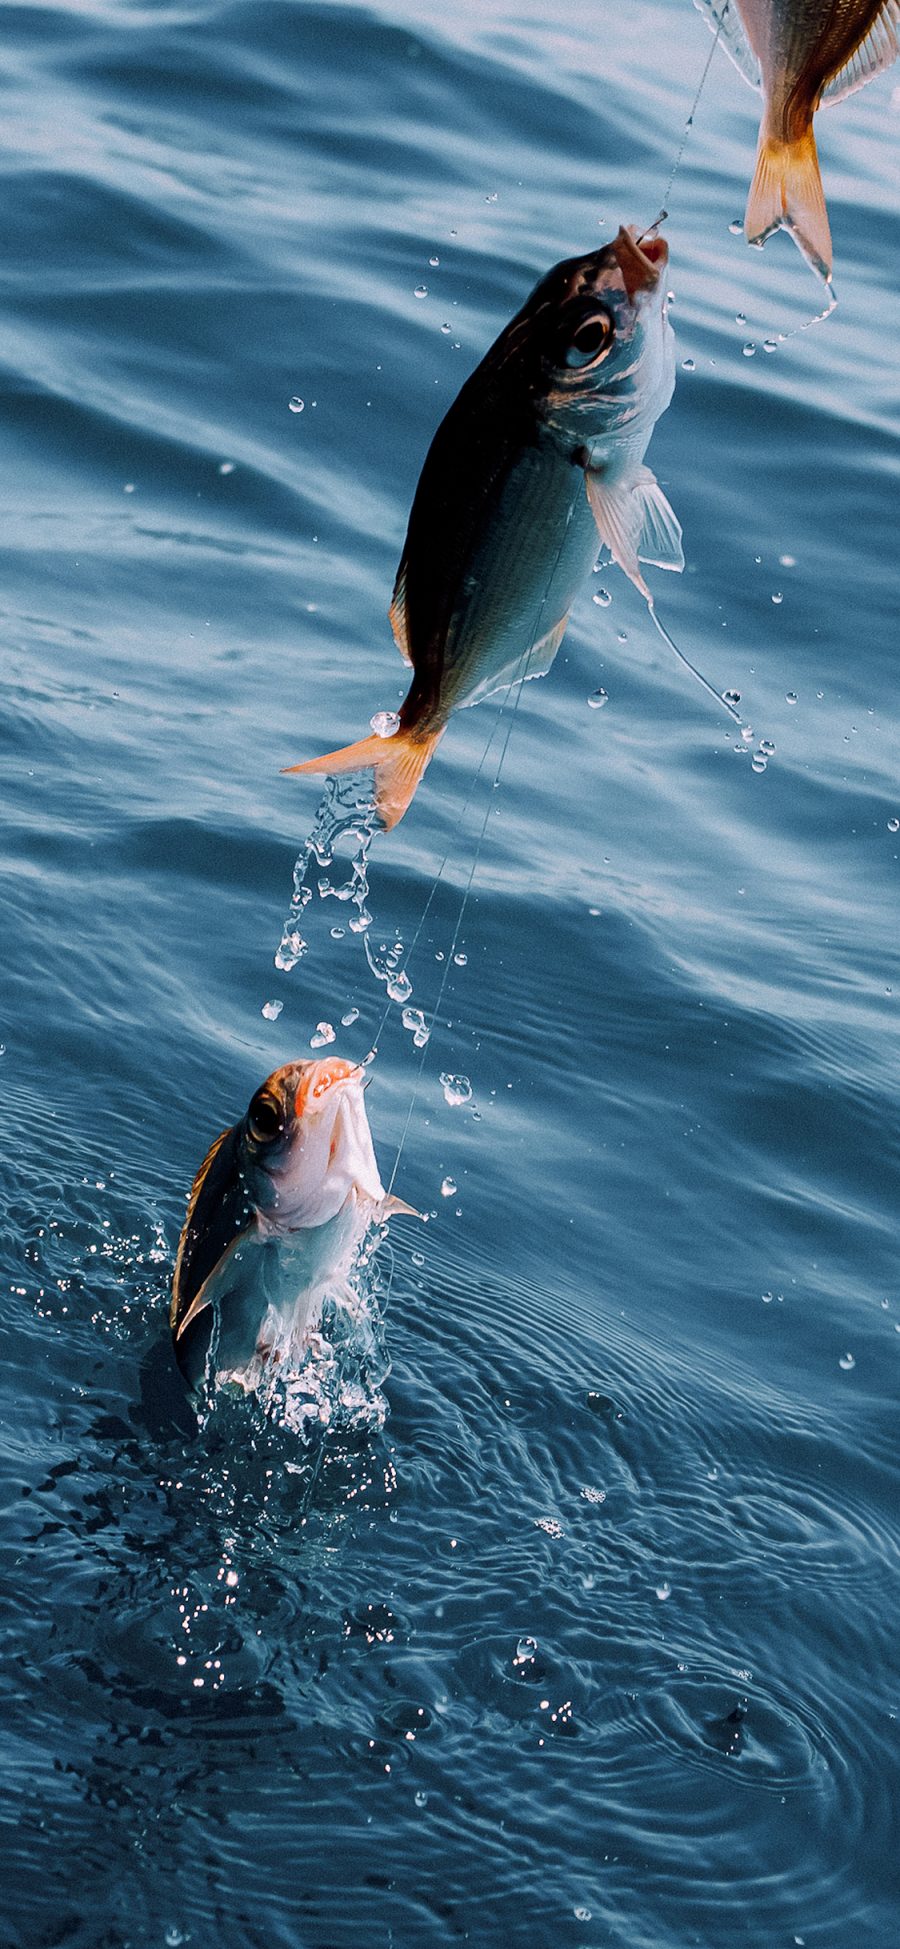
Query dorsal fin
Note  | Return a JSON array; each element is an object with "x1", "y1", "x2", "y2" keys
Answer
[
  {"x1": 820, "y1": 2, "x2": 900, "y2": 106},
  {"x1": 388, "y1": 557, "x2": 414, "y2": 666},
  {"x1": 693, "y1": 0, "x2": 761, "y2": 90},
  {"x1": 170, "y1": 1123, "x2": 247, "y2": 1335}
]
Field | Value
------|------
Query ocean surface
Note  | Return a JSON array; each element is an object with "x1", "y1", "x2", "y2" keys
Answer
[{"x1": 1, "y1": 2, "x2": 898, "y2": 1944}]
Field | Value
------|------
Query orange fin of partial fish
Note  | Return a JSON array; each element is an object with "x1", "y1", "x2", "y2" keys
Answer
[
  {"x1": 282, "y1": 726, "x2": 443, "y2": 830},
  {"x1": 745, "y1": 124, "x2": 832, "y2": 282}
]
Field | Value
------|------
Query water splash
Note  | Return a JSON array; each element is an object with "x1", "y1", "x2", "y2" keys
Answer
[
  {"x1": 275, "y1": 774, "x2": 381, "y2": 971},
  {"x1": 195, "y1": 1258, "x2": 390, "y2": 1443}
]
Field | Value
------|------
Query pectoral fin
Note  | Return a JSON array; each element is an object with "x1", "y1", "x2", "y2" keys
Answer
[
  {"x1": 633, "y1": 467, "x2": 684, "y2": 573},
  {"x1": 376, "y1": 1192, "x2": 423, "y2": 1223},
  {"x1": 585, "y1": 469, "x2": 682, "y2": 601},
  {"x1": 174, "y1": 1229, "x2": 257, "y2": 1343},
  {"x1": 821, "y1": 4, "x2": 900, "y2": 106}
]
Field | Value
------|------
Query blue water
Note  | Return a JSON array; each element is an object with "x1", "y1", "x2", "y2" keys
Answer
[{"x1": 2, "y1": 2, "x2": 899, "y2": 1943}]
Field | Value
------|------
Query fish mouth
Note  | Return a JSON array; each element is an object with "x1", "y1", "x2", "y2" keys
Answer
[
  {"x1": 293, "y1": 1057, "x2": 364, "y2": 1119},
  {"x1": 612, "y1": 226, "x2": 668, "y2": 302}
]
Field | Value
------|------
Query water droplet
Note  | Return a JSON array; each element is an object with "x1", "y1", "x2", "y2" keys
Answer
[
  {"x1": 838, "y1": 1352, "x2": 855, "y2": 1371},
  {"x1": 735, "y1": 312, "x2": 746, "y2": 324},
  {"x1": 763, "y1": 338, "x2": 777, "y2": 354},
  {"x1": 341, "y1": 1006, "x2": 360, "y2": 1026},
  {"x1": 728, "y1": 218, "x2": 742, "y2": 235},
  {"x1": 288, "y1": 396, "x2": 304, "y2": 413},
  {"x1": 440, "y1": 1176, "x2": 457, "y2": 1198},
  {"x1": 616, "y1": 629, "x2": 628, "y2": 644},
  {"x1": 429, "y1": 254, "x2": 440, "y2": 267},
  {"x1": 218, "y1": 460, "x2": 235, "y2": 475},
  {"x1": 740, "y1": 724, "x2": 754, "y2": 743},
  {"x1": 592, "y1": 586, "x2": 612, "y2": 607},
  {"x1": 759, "y1": 738, "x2": 776, "y2": 756},
  {"x1": 742, "y1": 341, "x2": 756, "y2": 358},
  {"x1": 722, "y1": 688, "x2": 741, "y2": 707},
  {"x1": 370, "y1": 709, "x2": 400, "y2": 739},
  {"x1": 310, "y1": 1021, "x2": 336, "y2": 1048},
  {"x1": 386, "y1": 969, "x2": 412, "y2": 1005},
  {"x1": 414, "y1": 284, "x2": 427, "y2": 299},
  {"x1": 411, "y1": 1250, "x2": 425, "y2": 1268},
  {"x1": 402, "y1": 1006, "x2": 430, "y2": 1048},
  {"x1": 514, "y1": 1636, "x2": 538, "y2": 1666},
  {"x1": 261, "y1": 999, "x2": 283, "y2": 1021},
  {"x1": 574, "y1": 1908, "x2": 592, "y2": 1924},
  {"x1": 440, "y1": 1073, "x2": 472, "y2": 1107},
  {"x1": 785, "y1": 690, "x2": 798, "y2": 704},
  {"x1": 587, "y1": 688, "x2": 609, "y2": 709},
  {"x1": 440, "y1": 321, "x2": 451, "y2": 334},
  {"x1": 655, "y1": 1580, "x2": 671, "y2": 1601},
  {"x1": 453, "y1": 951, "x2": 467, "y2": 967},
  {"x1": 887, "y1": 817, "x2": 899, "y2": 834},
  {"x1": 771, "y1": 591, "x2": 783, "y2": 605},
  {"x1": 681, "y1": 356, "x2": 695, "y2": 371},
  {"x1": 415, "y1": 1789, "x2": 429, "y2": 1808},
  {"x1": 751, "y1": 754, "x2": 767, "y2": 773}
]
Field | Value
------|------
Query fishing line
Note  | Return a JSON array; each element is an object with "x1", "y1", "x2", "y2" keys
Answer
[
  {"x1": 368, "y1": 692, "x2": 515, "y2": 1058},
  {"x1": 646, "y1": 598, "x2": 742, "y2": 722},
  {"x1": 385, "y1": 642, "x2": 532, "y2": 1201},
  {"x1": 660, "y1": 2, "x2": 727, "y2": 210},
  {"x1": 379, "y1": 434, "x2": 603, "y2": 1202}
]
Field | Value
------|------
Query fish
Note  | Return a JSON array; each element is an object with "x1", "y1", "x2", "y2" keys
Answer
[
  {"x1": 170, "y1": 1057, "x2": 414, "y2": 1394},
  {"x1": 285, "y1": 225, "x2": 681, "y2": 829},
  {"x1": 696, "y1": 0, "x2": 900, "y2": 279}
]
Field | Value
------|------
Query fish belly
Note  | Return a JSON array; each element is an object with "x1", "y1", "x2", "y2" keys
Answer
[
  {"x1": 439, "y1": 444, "x2": 600, "y2": 714},
  {"x1": 188, "y1": 1206, "x2": 365, "y2": 1391}
]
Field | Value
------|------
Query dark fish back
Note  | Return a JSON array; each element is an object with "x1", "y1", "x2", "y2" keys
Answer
[
  {"x1": 394, "y1": 304, "x2": 548, "y2": 732},
  {"x1": 170, "y1": 1122, "x2": 248, "y2": 1338}
]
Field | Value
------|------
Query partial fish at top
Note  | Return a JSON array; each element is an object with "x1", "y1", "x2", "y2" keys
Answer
[
  {"x1": 697, "y1": 0, "x2": 900, "y2": 279},
  {"x1": 285, "y1": 226, "x2": 682, "y2": 829}
]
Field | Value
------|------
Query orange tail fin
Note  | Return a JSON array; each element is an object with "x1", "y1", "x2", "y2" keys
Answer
[
  {"x1": 282, "y1": 725, "x2": 443, "y2": 830},
  {"x1": 745, "y1": 121, "x2": 832, "y2": 282}
]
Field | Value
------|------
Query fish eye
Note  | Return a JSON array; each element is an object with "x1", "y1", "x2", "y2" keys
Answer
[
  {"x1": 247, "y1": 1090, "x2": 285, "y2": 1145},
  {"x1": 562, "y1": 306, "x2": 615, "y2": 369}
]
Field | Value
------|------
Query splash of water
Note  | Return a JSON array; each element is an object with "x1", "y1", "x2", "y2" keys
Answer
[
  {"x1": 195, "y1": 1254, "x2": 391, "y2": 1443},
  {"x1": 275, "y1": 773, "x2": 381, "y2": 971}
]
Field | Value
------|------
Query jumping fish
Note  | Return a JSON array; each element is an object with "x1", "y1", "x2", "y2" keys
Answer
[
  {"x1": 696, "y1": 0, "x2": 900, "y2": 279},
  {"x1": 170, "y1": 1058, "x2": 413, "y2": 1393},
  {"x1": 285, "y1": 226, "x2": 681, "y2": 828}
]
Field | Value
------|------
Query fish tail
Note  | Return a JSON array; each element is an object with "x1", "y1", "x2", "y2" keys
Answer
[
  {"x1": 745, "y1": 120, "x2": 832, "y2": 282},
  {"x1": 282, "y1": 725, "x2": 443, "y2": 829}
]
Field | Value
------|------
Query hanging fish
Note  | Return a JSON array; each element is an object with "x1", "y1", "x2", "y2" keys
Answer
[
  {"x1": 285, "y1": 226, "x2": 681, "y2": 829},
  {"x1": 170, "y1": 1058, "x2": 414, "y2": 1393},
  {"x1": 696, "y1": 0, "x2": 900, "y2": 279}
]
